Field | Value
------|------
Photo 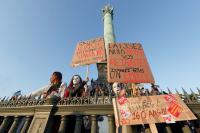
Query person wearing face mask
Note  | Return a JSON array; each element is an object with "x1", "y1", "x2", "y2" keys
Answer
[
  {"x1": 29, "y1": 71, "x2": 67, "y2": 99},
  {"x1": 64, "y1": 75, "x2": 89, "y2": 98},
  {"x1": 113, "y1": 82, "x2": 132, "y2": 133},
  {"x1": 112, "y1": 82, "x2": 126, "y2": 97}
]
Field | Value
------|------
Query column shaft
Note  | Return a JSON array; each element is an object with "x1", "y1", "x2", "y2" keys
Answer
[{"x1": 97, "y1": 5, "x2": 115, "y2": 81}]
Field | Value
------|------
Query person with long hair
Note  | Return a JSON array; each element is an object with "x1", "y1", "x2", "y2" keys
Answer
[{"x1": 64, "y1": 75, "x2": 89, "y2": 98}]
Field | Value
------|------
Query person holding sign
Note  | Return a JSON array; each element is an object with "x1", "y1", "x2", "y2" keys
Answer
[
  {"x1": 64, "y1": 75, "x2": 90, "y2": 97},
  {"x1": 112, "y1": 82, "x2": 126, "y2": 97}
]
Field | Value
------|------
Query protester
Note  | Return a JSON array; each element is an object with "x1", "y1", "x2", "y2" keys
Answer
[
  {"x1": 112, "y1": 82, "x2": 126, "y2": 97},
  {"x1": 150, "y1": 83, "x2": 160, "y2": 95},
  {"x1": 144, "y1": 88, "x2": 150, "y2": 96},
  {"x1": 83, "y1": 116, "x2": 91, "y2": 133},
  {"x1": 10, "y1": 90, "x2": 22, "y2": 100},
  {"x1": 133, "y1": 86, "x2": 141, "y2": 96},
  {"x1": 64, "y1": 75, "x2": 89, "y2": 98},
  {"x1": 30, "y1": 71, "x2": 67, "y2": 99}
]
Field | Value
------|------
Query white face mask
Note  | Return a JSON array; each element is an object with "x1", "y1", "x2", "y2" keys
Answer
[
  {"x1": 73, "y1": 75, "x2": 80, "y2": 85},
  {"x1": 112, "y1": 82, "x2": 121, "y2": 94}
]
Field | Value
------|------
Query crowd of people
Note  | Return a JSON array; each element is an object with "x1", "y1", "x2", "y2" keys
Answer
[
  {"x1": 26, "y1": 71, "x2": 165, "y2": 101},
  {"x1": 29, "y1": 72, "x2": 90, "y2": 99},
  {"x1": 27, "y1": 71, "x2": 167, "y2": 133},
  {"x1": 8, "y1": 71, "x2": 192, "y2": 133}
]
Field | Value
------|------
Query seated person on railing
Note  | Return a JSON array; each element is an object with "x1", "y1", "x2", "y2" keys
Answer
[
  {"x1": 90, "y1": 80, "x2": 110, "y2": 96},
  {"x1": 132, "y1": 86, "x2": 141, "y2": 96},
  {"x1": 30, "y1": 71, "x2": 67, "y2": 99},
  {"x1": 144, "y1": 88, "x2": 150, "y2": 96},
  {"x1": 10, "y1": 90, "x2": 22, "y2": 101},
  {"x1": 64, "y1": 75, "x2": 89, "y2": 98},
  {"x1": 112, "y1": 82, "x2": 126, "y2": 97},
  {"x1": 150, "y1": 83, "x2": 160, "y2": 95}
]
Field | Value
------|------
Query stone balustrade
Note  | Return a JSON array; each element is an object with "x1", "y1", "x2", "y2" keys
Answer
[{"x1": 0, "y1": 89, "x2": 200, "y2": 133}]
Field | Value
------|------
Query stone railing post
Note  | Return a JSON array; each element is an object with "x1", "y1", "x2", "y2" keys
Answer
[
  {"x1": 21, "y1": 116, "x2": 32, "y2": 133},
  {"x1": 0, "y1": 116, "x2": 3, "y2": 125},
  {"x1": 8, "y1": 116, "x2": 21, "y2": 133},
  {"x1": 145, "y1": 126, "x2": 151, "y2": 133},
  {"x1": 74, "y1": 115, "x2": 82, "y2": 133},
  {"x1": 182, "y1": 121, "x2": 191, "y2": 133},
  {"x1": 91, "y1": 115, "x2": 97, "y2": 133},
  {"x1": 122, "y1": 125, "x2": 133, "y2": 133},
  {"x1": 107, "y1": 115, "x2": 115, "y2": 133},
  {"x1": 58, "y1": 115, "x2": 68, "y2": 133},
  {"x1": 0, "y1": 116, "x2": 12, "y2": 132},
  {"x1": 165, "y1": 125, "x2": 172, "y2": 133}
]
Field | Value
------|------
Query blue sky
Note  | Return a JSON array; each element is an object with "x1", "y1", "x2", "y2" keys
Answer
[{"x1": 0, "y1": 0, "x2": 200, "y2": 97}]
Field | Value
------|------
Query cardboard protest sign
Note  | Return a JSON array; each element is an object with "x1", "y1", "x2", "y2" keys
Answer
[
  {"x1": 71, "y1": 38, "x2": 106, "y2": 67},
  {"x1": 112, "y1": 94, "x2": 197, "y2": 126},
  {"x1": 107, "y1": 43, "x2": 154, "y2": 83}
]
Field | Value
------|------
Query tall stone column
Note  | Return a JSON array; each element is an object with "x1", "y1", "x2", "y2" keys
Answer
[
  {"x1": 97, "y1": 4, "x2": 116, "y2": 81},
  {"x1": 102, "y1": 4, "x2": 116, "y2": 56}
]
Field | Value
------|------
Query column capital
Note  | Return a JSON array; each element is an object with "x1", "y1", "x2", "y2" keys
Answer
[{"x1": 102, "y1": 4, "x2": 114, "y2": 18}]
